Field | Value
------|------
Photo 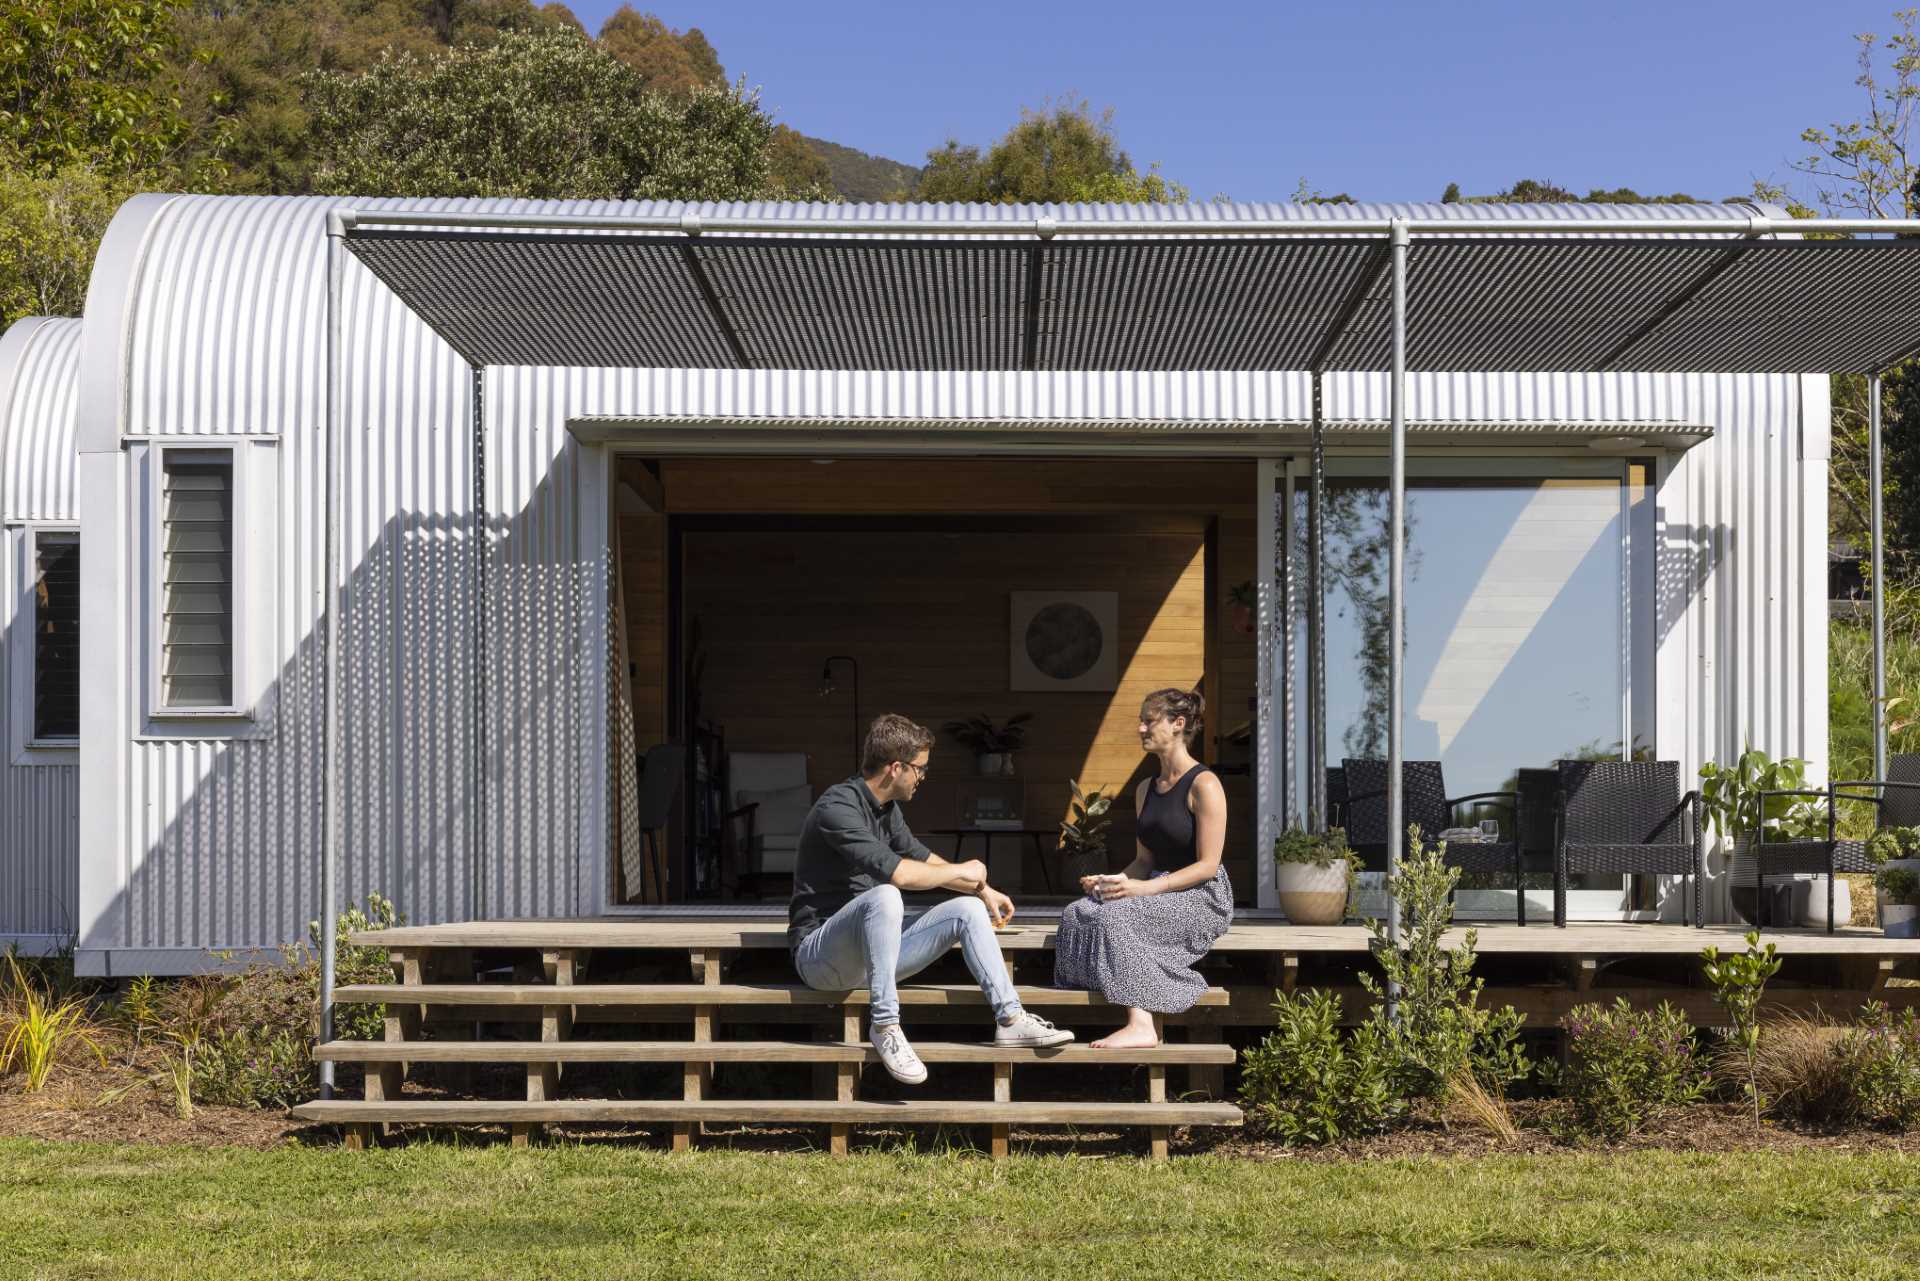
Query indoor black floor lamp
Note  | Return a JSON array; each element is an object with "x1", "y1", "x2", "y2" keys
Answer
[{"x1": 819, "y1": 655, "x2": 860, "y2": 769}]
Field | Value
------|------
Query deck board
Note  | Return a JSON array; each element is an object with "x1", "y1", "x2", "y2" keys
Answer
[
  {"x1": 329, "y1": 982, "x2": 1231, "y2": 1007},
  {"x1": 352, "y1": 918, "x2": 1920, "y2": 957},
  {"x1": 292, "y1": 1098, "x2": 1243, "y2": 1127},
  {"x1": 312, "y1": 1040, "x2": 1238, "y2": 1065}
]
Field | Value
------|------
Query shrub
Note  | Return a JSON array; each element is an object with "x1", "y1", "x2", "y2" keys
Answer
[
  {"x1": 1553, "y1": 999, "x2": 1708, "y2": 1138},
  {"x1": 1239, "y1": 988, "x2": 1404, "y2": 1143},
  {"x1": 1865, "y1": 825, "x2": 1920, "y2": 865},
  {"x1": 0, "y1": 954, "x2": 106, "y2": 1091},
  {"x1": 135, "y1": 894, "x2": 401, "y2": 1111},
  {"x1": 1700, "y1": 930, "x2": 1782, "y2": 1124},
  {"x1": 1361, "y1": 827, "x2": 1530, "y2": 1098},
  {"x1": 1838, "y1": 1002, "x2": 1920, "y2": 1130},
  {"x1": 192, "y1": 1028, "x2": 315, "y2": 1111},
  {"x1": 1747, "y1": 1013, "x2": 1853, "y2": 1124},
  {"x1": 1274, "y1": 826, "x2": 1350, "y2": 867}
]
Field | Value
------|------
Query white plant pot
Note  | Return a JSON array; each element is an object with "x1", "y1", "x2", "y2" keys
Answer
[
  {"x1": 1276, "y1": 858, "x2": 1350, "y2": 926},
  {"x1": 1882, "y1": 903, "x2": 1920, "y2": 939},
  {"x1": 1794, "y1": 875, "x2": 1853, "y2": 930}
]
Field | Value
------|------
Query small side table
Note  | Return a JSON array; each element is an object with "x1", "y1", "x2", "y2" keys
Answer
[{"x1": 928, "y1": 828, "x2": 1058, "y2": 894}]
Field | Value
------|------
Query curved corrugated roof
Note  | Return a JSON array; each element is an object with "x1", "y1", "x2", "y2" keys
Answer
[{"x1": 0, "y1": 317, "x2": 81, "y2": 522}]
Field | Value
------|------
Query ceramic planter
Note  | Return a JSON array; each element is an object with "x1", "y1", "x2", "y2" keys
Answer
[
  {"x1": 975, "y1": 752, "x2": 1015, "y2": 778},
  {"x1": 1882, "y1": 903, "x2": 1920, "y2": 938},
  {"x1": 1276, "y1": 858, "x2": 1350, "y2": 925},
  {"x1": 1793, "y1": 875, "x2": 1853, "y2": 929}
]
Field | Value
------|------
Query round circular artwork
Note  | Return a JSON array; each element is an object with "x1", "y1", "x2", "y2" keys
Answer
[{"x1": 1024, "y1": 602, "x2": 1104, "y2": 681}]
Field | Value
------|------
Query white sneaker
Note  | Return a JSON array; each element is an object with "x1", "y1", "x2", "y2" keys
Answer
[
  {"x1": 994, "y1": 1010, "x2": 1075, "y2": 1048},
  {"x1": 871, "y1": 1024, "x2": 928, "y2": 1085}
]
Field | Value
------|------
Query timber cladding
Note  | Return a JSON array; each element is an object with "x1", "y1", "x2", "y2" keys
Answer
[{"x1": 619, "y1": 457, "x2": 1256, "y2": 899}]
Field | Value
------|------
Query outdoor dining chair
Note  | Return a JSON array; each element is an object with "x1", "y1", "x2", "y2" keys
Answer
[
  {"x1": 1553, "y1": 760, "x2": 1704, "y2": 928},
  {"x1": 1341, "y1": 758, "x2": 1529, "y2": 924}
]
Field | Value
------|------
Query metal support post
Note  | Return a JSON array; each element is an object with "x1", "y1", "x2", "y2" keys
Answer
[
  {"x1": 320, "y1": 210, "x2": 349, "y2": 1095},
  {"x1": 1871, "y1": 372, "x2": 1889, "y2": 780},
  {"x1": 1308, "y1": 372, "x2": 1327, "y2": 832},
  {"x1": 1386, "y1": 220, "x2": 1410, "y2": 1021}
]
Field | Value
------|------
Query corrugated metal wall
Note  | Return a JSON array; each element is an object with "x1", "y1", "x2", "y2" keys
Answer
[
  {"x1": 78, "y1": 195, "x2": 1822, "y2": 966},
  {"x1": 1, "y1": 317, "x2": 83, "y2": 946}
]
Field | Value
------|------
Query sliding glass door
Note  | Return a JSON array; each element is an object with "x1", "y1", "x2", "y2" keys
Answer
[{"x1": 1277, "y1": 455, "x2": 1657, "y2": 917}]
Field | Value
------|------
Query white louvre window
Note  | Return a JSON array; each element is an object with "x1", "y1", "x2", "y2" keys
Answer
[
  {"x1": 160, "y1": 450, "x2": 235, "y2": 708},
  {"x1": 32, "y1": 532, "x2": 80, "y2": 740}
]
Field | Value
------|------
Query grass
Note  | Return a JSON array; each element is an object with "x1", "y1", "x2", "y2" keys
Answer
[{"x1": 4, "y1": 1140, "x2": 1920, "y2": 1280}]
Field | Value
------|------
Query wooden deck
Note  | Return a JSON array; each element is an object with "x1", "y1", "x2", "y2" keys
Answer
[
  {"x1": 356, "y1": 917, "x2": 1920, "y2": 958},
  {"x1": 295, "y1": 914, "x2": 1920, "y2": 1157}
]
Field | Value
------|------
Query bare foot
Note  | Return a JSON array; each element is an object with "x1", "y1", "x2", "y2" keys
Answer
[{"x1": 1090, "y1": 1024, "x2": 1160, "y2": 1050}]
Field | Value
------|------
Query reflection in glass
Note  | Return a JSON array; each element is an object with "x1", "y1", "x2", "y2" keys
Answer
[{"x1": 1287, "y1": 460, "x2": 1654, "y2": 900}]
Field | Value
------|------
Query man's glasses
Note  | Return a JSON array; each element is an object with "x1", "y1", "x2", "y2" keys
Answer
[{"x1": 898, "y1": 760, "x2": 930, "y2": 780}]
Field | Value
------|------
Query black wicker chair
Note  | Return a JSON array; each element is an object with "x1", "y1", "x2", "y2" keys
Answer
[
  {"x1": 1832, "y1": 753, "x2": 1920, "y2": 860},
  {"x1": 1341, "y1": 758, "x2": 1528, "y2": 924},
  {"x1": 1746, "y1": 785, "x2": 1871, "y2": 933},
  {"x1": 1553, "y1": 760, "x2": 1703, "y2": 929},
  {"x1": 1797, "y1": 753, "x2": 1920, "y2": 933}
]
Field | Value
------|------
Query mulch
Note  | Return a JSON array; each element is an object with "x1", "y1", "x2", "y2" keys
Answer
[{"x1": 9, "y1": 1059, "x2": 1920, "y2": 1159}]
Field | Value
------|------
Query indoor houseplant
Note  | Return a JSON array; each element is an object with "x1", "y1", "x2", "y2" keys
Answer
[
  {"x1": 942, "y1": 712, "x2": 1033, "y2": 778},
  {"x1": 1273, "y1": 826, "x2": 1353, "y2": 925},
  {"x1": 1059, "y1": 779, "x2": 1115, "y2": 881},
  {"x1": 1698, "y1": 747, "x2": 1828, "y2": 924},
  {"x1": 1877, "y1": 867, "x2": 1920, "y2": 938},
  {"x1": 1228, "y1": 581, "x2": 1257, "y2": 636}
]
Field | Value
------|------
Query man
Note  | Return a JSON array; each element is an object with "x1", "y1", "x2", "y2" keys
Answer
[{"x1": 790, "y1": 713, "x2": 1073, "y2": 1084}]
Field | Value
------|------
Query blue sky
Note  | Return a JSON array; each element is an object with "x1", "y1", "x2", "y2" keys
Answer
[{"x1": 563, "y1": 0, "x2": 1908, "y2": 204}]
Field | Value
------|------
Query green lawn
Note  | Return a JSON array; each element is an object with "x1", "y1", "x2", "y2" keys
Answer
[{"x1": 4, "y1": 1140, "x2": 1920, "y2": 1280}]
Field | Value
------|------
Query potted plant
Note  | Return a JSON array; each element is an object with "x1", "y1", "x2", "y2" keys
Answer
[
  {"x1": 1876, "y1": 867, "x2": 1920, "y2": 938},
  {"x1": 1228, "y1": 581, "x2": 1257, "y2": 636},
  {"x1": 942, "y1": 712, "x2": 1033, "y2": 778},
  {"x1": 1698, "y1": 747, "x2": 1826, "y2": 924},
  {"x1": 1868, "y1": 826, "x2": 1920, "y2": 931},
  {"x1": 1059, "y1": 779, "x2": 1114, "y2": 881},
  {"x1": 1273, "y1": 826, "x2": 1353, "y2": 925}
]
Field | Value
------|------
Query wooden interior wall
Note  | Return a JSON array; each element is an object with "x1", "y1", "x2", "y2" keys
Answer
[
  {"x1": 615, "y1": 462, "x2": 668, "y2": 745},
  {"x1": 609, "y1": 458, "x2": 1259, "y2": 900}
]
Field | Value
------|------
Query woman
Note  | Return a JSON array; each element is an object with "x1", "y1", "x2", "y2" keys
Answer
[{"x1": 1053, "y1": 688, "x2": 1233, "y2": 1049}]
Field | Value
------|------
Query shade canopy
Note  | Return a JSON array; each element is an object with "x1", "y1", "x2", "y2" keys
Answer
[{"x1": 345, "y1": 228, "x2": 1920, "y2": 375}]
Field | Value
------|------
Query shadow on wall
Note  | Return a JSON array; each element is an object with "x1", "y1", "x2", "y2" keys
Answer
[{"x1": 89, "y1": 439, "x2": 591, "y2": 971}]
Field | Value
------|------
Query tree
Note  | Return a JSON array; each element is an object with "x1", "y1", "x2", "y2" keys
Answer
[
  {"x1": 597, "y1": 6, "x2": 725, "y2": 96},
  {"x1": 1768, "y1": 9, "x2": 1920, "y2": 577},
  {"x1": 766, "y1": 125, "x2": 833, "y2": 198},
  {"x1": 0, "y1": 0, "x2": 192, "y2": 175},
  {"x1": 164, "y1": 1, "x2": 582, "y2": 195},
  {"x1": 1784, "y1": 8, "x2": 1919, "y2": 219},
  {"x1": 1440, "y1": 179, "x2": 1702, "y2": 204},
  {"x1": 0, "y1": 161, "x2": 136, "y2": 330},
  {"x1": 911, "y1": 100, "x2": 1188, "y2": 204},
  {"x1": 302, "y1": 28, "x2": 777, "y2": 200}
]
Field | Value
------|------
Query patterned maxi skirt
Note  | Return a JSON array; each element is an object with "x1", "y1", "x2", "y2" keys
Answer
[{"x1": 1052, "y1": 867, "x2": 1234, "y2": 1014}]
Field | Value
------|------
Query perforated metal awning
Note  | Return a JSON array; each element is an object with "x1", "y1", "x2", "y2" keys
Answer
[{"x1": 343, "y1": 224, "x2": 1920, "y2": 375}]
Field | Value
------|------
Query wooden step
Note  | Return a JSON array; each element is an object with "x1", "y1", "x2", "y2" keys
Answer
[
  {"x1": 291, "y1": 1098, "x2": 1243, "y2": 1128},
  {"x1": 330, "y1": 982, "x2": 1229, "y2": 1007},
  {"x1": 313, "y1": 1039, "x2": 1237, "y2": 1065}
]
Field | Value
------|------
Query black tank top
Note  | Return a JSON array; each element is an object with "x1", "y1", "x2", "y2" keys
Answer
[{"x1": 1138, "y1": 763, "x2": 1210, "y2": 872}]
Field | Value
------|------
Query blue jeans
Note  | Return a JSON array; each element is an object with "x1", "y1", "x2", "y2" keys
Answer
[{"x1": 793, "y1": 884, "x2": 1021, "y2": 1028}]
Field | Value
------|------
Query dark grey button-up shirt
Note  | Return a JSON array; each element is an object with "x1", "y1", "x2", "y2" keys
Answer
[{"x1": 788, "y1": 776, "x2": 932, "y2": 952}]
